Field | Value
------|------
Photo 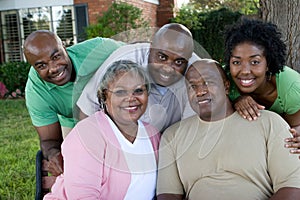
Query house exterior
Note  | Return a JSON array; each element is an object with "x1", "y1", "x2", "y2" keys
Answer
[{"x1": 0, "y1": 0, "x2": 178, "y2": 64}]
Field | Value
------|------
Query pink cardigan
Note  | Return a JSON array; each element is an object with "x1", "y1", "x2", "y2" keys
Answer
[{"x1": 44, "y1": 111, "x2": 160, "y2": 200}]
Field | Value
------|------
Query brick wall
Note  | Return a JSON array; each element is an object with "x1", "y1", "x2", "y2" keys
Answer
[
  {"x1": 157, "y1": 0, "x2": 175, "y2": 27},
  {"x1": 74, "y1": 0, "x2": 113, "y2": 25},
  {"x1": 74, "y1": 0, "x2": 162, "y2": 27},
  {"x1": 117, "y1": 0, "x2": 157, "y2": 27}
]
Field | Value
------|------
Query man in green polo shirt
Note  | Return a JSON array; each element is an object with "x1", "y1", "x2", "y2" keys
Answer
[{"x1": 24, "y1": 30, "x2": 123, "y2": 176}]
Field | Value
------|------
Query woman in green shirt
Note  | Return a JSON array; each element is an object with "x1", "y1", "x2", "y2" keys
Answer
[{"x1": 224, "y1": 18, "x2": 300, "y2": 156}]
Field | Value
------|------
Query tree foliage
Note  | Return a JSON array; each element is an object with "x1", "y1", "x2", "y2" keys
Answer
[
  {"x1": 172, "y1": 8, "x2": 242, "y2": 62},
  {"x1": 85, "y1": 2, "x2": 149, "y2": 39},
  {"x1": 189, "y1": 0, "x2": 260, "y2": 15},
  {"x1": 172, "y1": 5, "x2": 202, "y2": 30}
]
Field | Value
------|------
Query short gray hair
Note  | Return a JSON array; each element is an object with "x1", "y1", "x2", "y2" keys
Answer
[{"x1": 97, "y1": 60, "x2": 150, "y2": 110}]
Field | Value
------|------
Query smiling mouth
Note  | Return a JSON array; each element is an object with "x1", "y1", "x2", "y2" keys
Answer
[
  {"x1": 52, "y1": 69, "x2": 65, "y2": 79},
  {"x1": 198, "y1": 99, "x2": 211, "y2": 104},
  {"x1": 124, "y1": 106, "x2": 138, "y2": 111},
  {"x1": 239, "y1": 78, "x2": 255, "y2": 87},
  {"x1": 56, "y1": 70, "x2": 64, "y2": 77},
  {"x1": 160, "y1": 74, "x2": 171, "y2": 80}
]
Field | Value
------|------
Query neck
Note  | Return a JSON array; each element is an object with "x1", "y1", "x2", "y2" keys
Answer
[
  {"x1": 200, "y1": 100, "x2": 235, "y2": 122},
  {"x1": 116, "y1": 121, "x2": 139, "y2": 143},
  {"x1": 250, "y1": 76, "x2": 277, "y2": 107}
]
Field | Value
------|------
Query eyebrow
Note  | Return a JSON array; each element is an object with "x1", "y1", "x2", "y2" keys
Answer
[
  {"x1": 158, "y1": 51, "x2": 168, "y2": 57},
  {"x1": 231, "y1": 54, "x2": 262, "y2": 59},
  {"x1": 34, "y1": 49, "x2": 59, "y2": 67},
  {"x1": 158, "y1": 51, "x2": 188, "y2": 61}
]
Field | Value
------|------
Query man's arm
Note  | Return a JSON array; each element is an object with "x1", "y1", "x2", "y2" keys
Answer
[
  {"x1": 35, "y1": 122, "x2": 63, "y2": 176},
  {"x1": 270, "y1": 187, "x2": 300, "y2": 200}
]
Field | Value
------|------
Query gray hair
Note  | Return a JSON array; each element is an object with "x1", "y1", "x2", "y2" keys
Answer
[{"x1": 97, "y1": 60, "x2": 150, "y2": 110}]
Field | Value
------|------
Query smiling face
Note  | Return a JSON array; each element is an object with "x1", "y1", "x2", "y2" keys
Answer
[
  {"x1": 148, "y1": 24, "x2": 193, "y2": 87},
  {"x1": 185, "y1": 60, "x2": 231, "y2": 121},
  {"x1": 229, "y1": 42, "x2": 268, "y2": 94},
  {"x1": 148, "y1": 49, "x2": 189, "y2": 86},
  {"x1": 105, "y1": 70, "x2": 148, "y2": 126},
  {"x1": 24, "y1": 31, "x2": 73, "y2": 86}
]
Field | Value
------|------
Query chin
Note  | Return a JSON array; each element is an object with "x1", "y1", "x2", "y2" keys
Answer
[
  {"x1": 158, "y1": 80, "x2": 174, "y2": 87},
  {"x1": 239, "y1": 87, "x2": 255, "y2": 94}
]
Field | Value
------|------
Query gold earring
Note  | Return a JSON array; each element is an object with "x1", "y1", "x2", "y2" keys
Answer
[{"x1": 267, "y1": 71, "x2": 272, "y2": 81}]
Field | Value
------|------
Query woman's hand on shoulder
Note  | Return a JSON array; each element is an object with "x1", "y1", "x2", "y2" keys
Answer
[
  {"x1": 285, "y1": 126, "x2": 300, "y2": 158},
  {"x1": 233, "y1": 95, "x2": 265, "y2": 121}
]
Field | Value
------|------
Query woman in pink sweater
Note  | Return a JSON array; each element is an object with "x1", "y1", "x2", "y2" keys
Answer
[{"x1": 44, "y1": 60, "x2": 160, "y2": 200}]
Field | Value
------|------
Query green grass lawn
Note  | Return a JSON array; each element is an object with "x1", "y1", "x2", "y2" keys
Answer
[{"x1": 0, "y1": 99, "x2": 39, "y2": 200}]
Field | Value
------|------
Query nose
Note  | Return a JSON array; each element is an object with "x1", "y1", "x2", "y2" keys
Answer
[
  {"x1": 125, "y1": 91, "x2": 138, "y2": 101},
  {"x1": 48, "y1": 63, "x2": 59, "y2": 74},
  {"x1": 194, "y1": 85, "x2": 208, "y2": 96},
  {"x1": 240, "y1": 62, "x2": 251, "y2": 74},
  {"x1": 162, "y1": 61, "x2": 175, "y2": 73}
]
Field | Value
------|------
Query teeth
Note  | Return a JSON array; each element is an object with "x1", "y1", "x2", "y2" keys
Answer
[
  {"x1": 161, "y1": 74, "x2": 170, "y2": 79},
  {"x1": 56, "y1": 70, "x2": 64, "y2": 78},
  {"x1": 198, "y1": 99, "x2": 210, "y2": 104},
  {"x1": 241, "y1": 79, "x2": 253, "y2": 84},
  {"x1": 124, "y1": 106, "x2": 138, "y2": 110}
]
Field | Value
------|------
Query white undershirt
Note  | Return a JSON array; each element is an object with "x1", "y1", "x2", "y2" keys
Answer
[{"x1": 108, "y1": 118, "x2": 157, "y2": 200}]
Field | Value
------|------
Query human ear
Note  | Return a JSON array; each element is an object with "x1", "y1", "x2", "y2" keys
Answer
[{"x1": 224, "y1": 80, "x2": 230, "y2": 95}]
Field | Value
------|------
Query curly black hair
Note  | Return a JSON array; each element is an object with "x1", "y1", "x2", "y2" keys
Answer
[{"x1": 224, "y1": 18, "x2": 286, "y2": 75}]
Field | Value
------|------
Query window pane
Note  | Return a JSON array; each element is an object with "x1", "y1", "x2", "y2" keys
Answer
[
  {"x1": 53, "y1": 6, "x2": 74, "y2": 47},
  {"x1": 75, "y1": 4, "x2": 88, "y2": 42},
  {"x1": 1, "y1": 11, "x2": 21, "y2": 62},
  {"x1": 27, "y1": 7, "x2": 51, "y2": 31}
]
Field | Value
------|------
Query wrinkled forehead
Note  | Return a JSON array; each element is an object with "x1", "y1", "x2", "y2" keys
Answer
[
  {"x1": 186, "y1": 61, "x2": 224, "y2": 81},
  {"x1": 107, "y1": 70, "x2": 145, "y2": 87},
  {"x1": 151, "y1": 29, "x2": 194, "y2": 59}
]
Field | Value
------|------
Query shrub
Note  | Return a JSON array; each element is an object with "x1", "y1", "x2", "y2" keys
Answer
[
  {"x1": 85, "y1": 2, "x2": 149, "y2": 39},
  {"x1": 172, "y1": 7, "x2": 242, "y2": 63},
  {"x1": 171, "y1": 5, "x2": 202, "y2": 30},
  {"x1": 0, "y1": 62, "x2": 31, "y2": 98},
  {"x1": 0, "y1": 81, "x2": 8, "y2": 98}
]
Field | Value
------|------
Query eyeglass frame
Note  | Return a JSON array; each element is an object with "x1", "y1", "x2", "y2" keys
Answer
[{"x1": 105, "y1": 86, "x2": 148, "y2": 97}]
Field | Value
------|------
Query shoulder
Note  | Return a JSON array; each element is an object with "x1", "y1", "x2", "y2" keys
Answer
[
  {"x1": 75, "y1": 111, "x2": 105, "y2": 133},
  {"x1": 277, "y1": 66, "x2": 300, "y2": 86},
  {"x1": 68, "y1": 112, "x2": 111, "y2": 157},
  {"x1": 141, "y1": 121, "x2": 161, "y2": 139},
  {"x1": 26, "y1": 67, "x2": 43, "y2": 86},
  {"x1": 276, "y1": 67, "x2": 300, "y2": 113},
  {"x1": 67, "y1": 37, "x2": 124, "y2": 53},
  {"x1": 112, "y1": 42, "x2": 150, "y2": 55},
  {"x1": 163, "y1": 115, "x2": 199, "y2": 138},
  {"x1": 259, "y1": 110, "x2": 289, "y2": 127}
]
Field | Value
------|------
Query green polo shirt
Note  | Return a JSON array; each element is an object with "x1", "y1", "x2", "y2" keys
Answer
[{"x1": 25, "y1": 37, "x2": 124, "y2": 128}]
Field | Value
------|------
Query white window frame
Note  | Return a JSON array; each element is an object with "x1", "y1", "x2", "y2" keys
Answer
[{"x1": 143, "y1": 0, "x2": 159, "y2": 5}]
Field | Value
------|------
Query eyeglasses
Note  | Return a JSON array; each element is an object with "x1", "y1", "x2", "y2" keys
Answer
[{"x1": 106, "y1": 87, "x2": 147, "y2": 97}]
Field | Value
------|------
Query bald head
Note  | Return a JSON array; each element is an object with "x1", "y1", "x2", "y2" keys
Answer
[
  {"x1": 188, "y1": 59, "x2": 228, "y2": 82},
  {"x1": 151, "y1": 23, "x2": 194, "y2": 60},
  {"x1": 23, "y1": 30, "x2": 63, "y2": 59}
]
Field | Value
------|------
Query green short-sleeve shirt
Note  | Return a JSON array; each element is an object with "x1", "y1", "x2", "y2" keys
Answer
[
  {"x1": 25, "y1": 37, "x2": 123, "y2": 128},
  {"x1": 270, "y1": 66, "x2": 300, "y2": 114}
]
